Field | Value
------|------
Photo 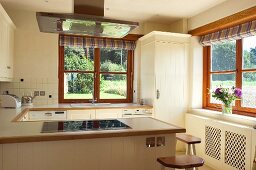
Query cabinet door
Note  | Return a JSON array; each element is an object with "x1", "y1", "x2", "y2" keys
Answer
[
  {"x1": 95, "y1": 109, "x2": 122, "y2": 119},
  {"x1": 0, "y1": 13, "x2": 5, "y2": 78},
  {"x1": 140, "y1": 42, "x2": 155, "y2": 105},
  {"x1": 0, "y1": 145, "x2": 2, "y2": 170},
  {"x1": 6, "y1": 25, "x2": 14, "y2": 79},
  {"x1": 0, "y1": 13, "x2": 13, "y2": 81},
  {"x1": 67, "y1": 110, "x2": 95, "y2": 120},
  {"x1": 154, "y1": 42, "x2": 188, "y2": 126}
]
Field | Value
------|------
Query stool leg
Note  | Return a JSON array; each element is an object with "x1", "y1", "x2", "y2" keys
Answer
[
  {"x1": 192, "y1": 144, "x2": 199, "y2": 170},
  {"x1": 192, "y1": 144, "x2": 197, "y2": 155},
  {"x1": 186, "y1": 144, "x2": 190, "y2": 155},
  {"x1": 185, "y1": 167, "x2": 199, "y2": 170},
  {"x1": 187, "y1": 144, "x2": 197, "y2": 155},
  {"x1": 187, "y1": 144, "x2": 193, "y2": 155}
]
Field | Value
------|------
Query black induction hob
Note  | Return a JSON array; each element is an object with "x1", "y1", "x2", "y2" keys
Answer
[{"x1": 41, "y1": 119, "x2": 131, "y2": 133}]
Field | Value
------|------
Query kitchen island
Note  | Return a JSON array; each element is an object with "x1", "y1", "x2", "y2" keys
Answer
[{"x1": 0, "y1": 106, "x2": 185, "y2": 170}]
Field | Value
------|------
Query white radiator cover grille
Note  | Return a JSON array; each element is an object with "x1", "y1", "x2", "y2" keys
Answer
[
  {"x1": 205, "y1": 126, "x2": 221, "y2": 160},
  {"x1": 225, "y1": 131, "x2": 246, "y2": 170},
  {"x1": 186, "y1": 114, "x2": 253, "y2": 170}
]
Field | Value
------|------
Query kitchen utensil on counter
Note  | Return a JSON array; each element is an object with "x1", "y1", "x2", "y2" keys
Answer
[
  {"x1": 0, "y1": 94, "x2": 21, "y2": 108},
  {"x1": 21, "y1": 94, "x2": 36, "y2": 106}
]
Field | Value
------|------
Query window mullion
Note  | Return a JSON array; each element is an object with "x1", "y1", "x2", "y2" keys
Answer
[
  {"x1": 94, "y1": 48, "x2": 100, "y2": 102},
  {"x1": 127, "y1": 50, "x2": 133, "y2": 101},
  {"x1": 236, "y1": 39, "x2": 242, "y2": 109}
]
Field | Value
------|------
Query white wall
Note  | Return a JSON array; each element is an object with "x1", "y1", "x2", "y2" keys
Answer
[
  {"x1": 188, "y1": 0, "x2": 256, "y2": 30},
  {"x1": 169, "y1": 19, "x2": 188, "y2": 34},
  {"x1": 131, "y1": 20, "x2": 188, "y2": 35},
  {"x1": 188, "y1": 36, "x2": 203, "y2": 110},
  {"x1": 0, "y1": 8, "x2": 59, "y2": 105},
  {"x1": 133, "y1": 41, "x2": 141, "y2": 103}
]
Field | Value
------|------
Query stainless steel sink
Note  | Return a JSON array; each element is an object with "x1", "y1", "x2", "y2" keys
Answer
[{"x1": 70, "y1": 103, "x2": 111, "y2": 108}]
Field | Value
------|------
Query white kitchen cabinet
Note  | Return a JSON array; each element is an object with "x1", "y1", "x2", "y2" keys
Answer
[
  {"x1": 2, "y1": 134, "x2": 175, "y2": 170},
  {"x1": 67, "y1": 109, "x2": 96, "y2": 120},
  {"x1": 139, "y1": 31, "x2": 190, "y2": 127},
  {"x1": 0, "y1": 4, "x2": 15, "y2": 81},
  {"x1": 0, "y1": 144, "x2": 2, "y2": 170},
  {"x1": 95, "y1": 109, "x2": 122, "y2": 119}
]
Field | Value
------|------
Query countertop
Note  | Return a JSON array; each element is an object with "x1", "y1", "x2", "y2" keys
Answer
[
  {"x1": 27, "y1": 103, "x2": 153, "y2": 110},
  {"x1": 0, "y1": 104, "x2": 185, "y2": 144}
]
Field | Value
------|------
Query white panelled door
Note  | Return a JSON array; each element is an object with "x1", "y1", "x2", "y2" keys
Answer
[{"x1": 154, "y1": 41, "x2": 188, "y2": 127}]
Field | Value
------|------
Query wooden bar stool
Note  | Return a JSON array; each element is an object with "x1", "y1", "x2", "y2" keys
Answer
[
  {"x1": 157, "y1": 155, "x2": 204, "y2": 170},
  {"x1": 176, "y1": 134, "x2": 201, "y2": 155}
]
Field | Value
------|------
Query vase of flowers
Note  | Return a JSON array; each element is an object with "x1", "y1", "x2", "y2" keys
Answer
[{"x1": 212, "y1": 87, "x2": 242, "y2": 114}]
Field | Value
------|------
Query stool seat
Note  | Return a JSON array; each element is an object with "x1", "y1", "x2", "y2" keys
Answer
[
  {"x1": 157, "y1": 155, "x2": 204, "y2": 169},
  {"x1": 176, "y1": 134, "x2": 201, "y2": 144}
]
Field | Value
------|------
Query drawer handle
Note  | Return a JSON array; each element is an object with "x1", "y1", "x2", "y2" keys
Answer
[
  {"x1": 45, "y1": 112, "x2": 52, "y2": 116},
  {"x1": 7, "y1": 66, "x2": 11, "y2": 69}
]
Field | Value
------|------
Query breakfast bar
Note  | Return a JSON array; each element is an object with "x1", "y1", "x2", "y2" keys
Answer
[{"x1": 0, "y1": 106, "x2": 185, "y2": 170}]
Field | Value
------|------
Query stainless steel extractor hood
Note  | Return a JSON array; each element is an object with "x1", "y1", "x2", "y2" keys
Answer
[
  {"x1": 36, "y1": 0, "x2": 139, "y2": 38},
  {"x1": 36, "y1": 12, "x2": 139, "y2": 38}
]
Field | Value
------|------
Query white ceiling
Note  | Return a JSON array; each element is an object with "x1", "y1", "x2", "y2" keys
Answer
[
  {"x1": 0, "y1": 0, "x2": 74, "y2": 13},
  {"x1": 0, "y1": 0, "x2": 227, "y2": 23}
]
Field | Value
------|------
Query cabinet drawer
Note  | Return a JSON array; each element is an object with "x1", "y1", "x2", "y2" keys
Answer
[
  {"x1": 95, "y1": 109, "x2": 122, "y2": 119},
  {"x1": 67, "y1": 110, "x2": 95, "y2": 120},
  {"x1": 29, "y1": 111, "x2": 67, "y2": 121}
]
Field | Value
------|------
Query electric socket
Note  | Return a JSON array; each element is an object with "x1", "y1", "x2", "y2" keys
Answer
[
  {"x1": 40, "y1": 91, "x2": 45, "y2": 96},
  {"x1": 34, "y1": 91, "x2": 39, "y2": 96}
]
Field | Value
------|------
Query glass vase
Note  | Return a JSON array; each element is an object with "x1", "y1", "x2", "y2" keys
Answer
[{"x1": 221, "y1": 104, "x2": 232, "y2": 114}]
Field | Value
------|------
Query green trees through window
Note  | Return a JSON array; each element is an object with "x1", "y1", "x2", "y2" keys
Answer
[
  {"x1": 60, "y1": 46, "x2": 132, "y2": 102},
  {"x1": 207, "y1": 35, "x2": 256, "y2": 111}
]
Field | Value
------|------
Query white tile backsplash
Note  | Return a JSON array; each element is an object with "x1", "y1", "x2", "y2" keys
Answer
[{"x1": 0, "y1": 77, "x2": 58, "y2": 106}]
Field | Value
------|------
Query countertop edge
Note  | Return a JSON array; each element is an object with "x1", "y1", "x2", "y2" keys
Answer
[{"x1": 0, "y1": 128, "x2": 186, "y2": 144}]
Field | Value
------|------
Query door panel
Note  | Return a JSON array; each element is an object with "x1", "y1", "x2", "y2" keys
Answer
[{"x1": 154, "y1": 42, "x2": 187, "y2": 127}]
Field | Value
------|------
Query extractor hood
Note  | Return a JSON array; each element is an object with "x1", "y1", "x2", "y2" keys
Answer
[
  {"x1": 36, "y1": 0, "x2": 139, "y2": 38},
  {"x1": 36, "y1": 12, "x2": 139, "y2": 38}
]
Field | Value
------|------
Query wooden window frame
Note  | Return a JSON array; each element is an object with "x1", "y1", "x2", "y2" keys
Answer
[
  {"x1": 203, "y1": 39, "x2": 256, "y2": 117},
  {"x1": 58, "y1": 46, "x2": 134, "y2": 103}
]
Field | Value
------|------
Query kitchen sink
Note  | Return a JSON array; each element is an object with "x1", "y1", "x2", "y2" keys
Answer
[{"x1": 70, "y1": 103, "x2": 111, "y2": 108}]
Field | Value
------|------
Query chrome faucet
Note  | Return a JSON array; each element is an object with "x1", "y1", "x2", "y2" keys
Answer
[{"x1": 89, "y1": 95, "x2": 97, "y2": 104}]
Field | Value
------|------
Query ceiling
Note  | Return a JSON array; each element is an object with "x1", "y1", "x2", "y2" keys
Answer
[{"x1": 0, "y1": 0, "x2": 227, "y2": 23}]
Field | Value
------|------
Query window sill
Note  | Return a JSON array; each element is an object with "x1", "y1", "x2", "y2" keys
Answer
[{"x1": 190, "y1": 108, "x2": 256, "y2": 128}]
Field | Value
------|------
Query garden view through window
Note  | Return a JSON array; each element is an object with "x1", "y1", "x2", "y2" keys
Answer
[
  {"x1": 60, "y1": 46, "x2": 133, "y2": 103},
  {"x1": 206, "y1": 35, "x2": 256, "y2": 114}
]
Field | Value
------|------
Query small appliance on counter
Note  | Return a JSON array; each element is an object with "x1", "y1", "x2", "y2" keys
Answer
[
  {"x1": 0, "y1": 94, "x2": 22, "y2": 108},
  {"x1": 21, "y1": 95, "x2": 36, "y2": 106}
]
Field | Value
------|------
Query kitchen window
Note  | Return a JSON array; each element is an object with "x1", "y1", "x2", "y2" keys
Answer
[
  {"x1": 203, "y1": 35, "x2": 256, "y2": 116},
  {"x1": 58, "y1": 36, "x2": 134, "y2": 103}
]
